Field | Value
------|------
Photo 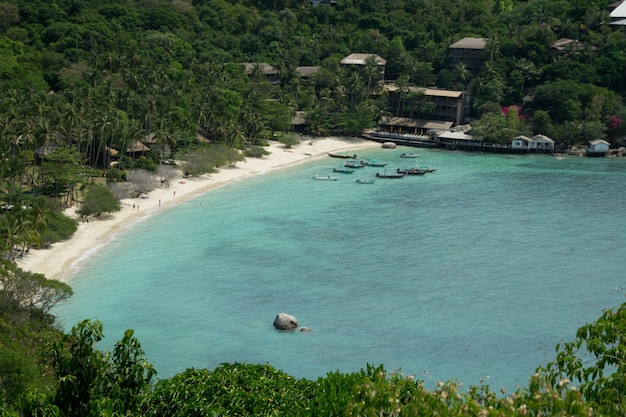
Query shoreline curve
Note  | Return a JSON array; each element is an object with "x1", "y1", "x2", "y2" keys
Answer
[{"x1": 16, "y1": 136, "x2": 379, "y2": 282}]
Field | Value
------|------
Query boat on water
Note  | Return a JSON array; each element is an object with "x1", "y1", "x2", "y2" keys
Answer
[
  {"x1": 400, "y1": 153, "x2": 420, "y2": 158},
  {"x1": 344, "y1": 160, "x2": 365, "y2": 168},
  {"x1": 376, "y1": 172, "x2": 405, "y2": 179},
  {"x1": 417, "y1": 166, "x2": 437, "y2": 173},
  {"x1": 360, "y1": 159, "x2": 388, "y2": 167},
  {"x1": 328, "y1": 152, "x2": 357, "y2": 159},
  {"x1": 397, "y1": 168, "x2": 427, "y2": 175},
  {"x1": 313, "y1": 175, "x2": 338, "y2": 181},
  {"x1": 355, "y1": 178, "x2": 375, "y2": 184},
  {"x1": 333, "y1": 167, "x2": 355, "y2": 174}
]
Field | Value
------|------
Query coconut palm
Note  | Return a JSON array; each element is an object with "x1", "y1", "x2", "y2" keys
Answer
[
  {"x1": 363, "y1": 55, "x2": 381, "y2": 88},
  {"x1": 393, "y1": 75, "x2": 410, "y2": 117}
]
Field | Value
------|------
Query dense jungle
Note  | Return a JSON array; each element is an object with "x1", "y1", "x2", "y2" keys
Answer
[{"x1": 1, "y1": 0, "x2": 626, "y2": 415}]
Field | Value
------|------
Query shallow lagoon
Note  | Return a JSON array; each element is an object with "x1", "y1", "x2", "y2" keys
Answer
[{"x1": 55, "y1": 148, "x2": 626, "y2": 391}]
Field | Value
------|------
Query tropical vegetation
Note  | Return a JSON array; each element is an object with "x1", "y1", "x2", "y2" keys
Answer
[{"x1": 2, "y1": 0, "x2": 626, "y2": 414}]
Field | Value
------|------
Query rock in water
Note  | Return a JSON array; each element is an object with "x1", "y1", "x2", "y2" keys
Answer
[{"x1": 273, "y1": 313, "x2": 298, "y2": 330}]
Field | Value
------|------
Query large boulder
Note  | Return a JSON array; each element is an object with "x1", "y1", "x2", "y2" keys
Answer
[{"x1": 273, "y1": 313, "x2": 298, "y2": 330}]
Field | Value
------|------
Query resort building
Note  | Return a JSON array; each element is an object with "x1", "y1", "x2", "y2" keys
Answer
[
  {"x1": 448, "y1": 37, "x2": 488, "y2": 75},
  {"x1": 511, "y1": 134, "x2": 555, "y2": 152},
  {"x1": 377, "y1": 117, "x2": 453, "y2": 136},
  {"x1": 340, "y1": 53, "x2": 387, "y2": 82},
  {"x1": 308, "y1": 0, "x2": 336, "y2": 6},
  {"x1": 295, "y1": 66, "x2": 320, "y2": 79},
  {"x1": 383, "y1": 84, "x2": 471, "y2": 125},
  {"x1": 586, "y1": 139, "x2": 610, "y2": 156},
  {"x1": 609, "y1": 0, "x2": 626, "y2": 26},
  {"x1": 435, "y1": 130, "x2": 481, "y2": 149},
  {"x1": 241, "y1": 63, "x2": 279, "y2": 84},
  {"x1": 551, "y1": 38, "x2": 596, "y2": 58}
]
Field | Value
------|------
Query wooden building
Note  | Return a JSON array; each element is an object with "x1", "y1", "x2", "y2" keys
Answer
[
  {"x1": 241, "y1": 63, "x2": 279, "y2": 84},
  {"x1": 340, "y1": 53, "x2": 387, "y2": 82},
  {"x1": 448, "y1": 37, "x2": 487, "y2": 76},
  {"x1": 511, "y1": 134, "x2": 555, "y2": 152},
  {"x1": 586, "y1": 139, "x2": 610, "y2": 156},
  {"x1": 383, "y1": 85, "x2": 470, "y2": 125}
]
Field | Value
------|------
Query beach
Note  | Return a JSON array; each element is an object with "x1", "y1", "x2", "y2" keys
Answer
[{"x1": 16, "y1": 136, "x2": 378, "y2": 282}]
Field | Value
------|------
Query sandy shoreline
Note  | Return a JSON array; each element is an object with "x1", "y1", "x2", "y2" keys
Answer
[{"x1": 16, "y1": 136, "x2": 379, "y2": 282}]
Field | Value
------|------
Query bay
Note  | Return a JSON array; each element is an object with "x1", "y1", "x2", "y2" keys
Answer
[{"x1": 54, "y1": 147, "x2": 626, "y2": 391}]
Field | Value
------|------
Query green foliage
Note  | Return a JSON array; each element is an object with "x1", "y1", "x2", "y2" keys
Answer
[
  {"x1": 39, "y1": 147, "x2": 86, "y2": 204},
  {"x1": 0, "y1": 260, "x2": 70, "y2": 409},
  {"x1": 43, "y1": 320, "x2": 155, "y2": 417},
  {"x1": 472, "y1": 112, "x2": 523, "y2": 144},
  {"x1": 118, "y1": 156, "x2": 159, "y2": 173},
  {"x1": 539, "y1": 302, "x2": 626, "y2": 414},
  {"x1": 243, "y1": 145, "x2": 270, "y2": 158},
  {"x1": 137, "y1": 363, "x2": 313, "y2": 417},
  {"x1": 38, "y1": 210, "x2": 79, "y2": 248},
  {"x1": 1, "y1": 0, "x2": 626, "y2": 413},
  {"x1": 0, "y1": 259, "x2": 73, "y2": 319},
  {"x1": 105, "y1": 167, "x2": 125, "y2": 183},
  {"x1": 182, "y1": 144, "x2": 244, "y2": 176},
  {"x1": 77, "y1": 184, "x2": 121, "y2": 217},
  {"x1": 277, "y1": 134, "x2": 300, "y2": 149}
]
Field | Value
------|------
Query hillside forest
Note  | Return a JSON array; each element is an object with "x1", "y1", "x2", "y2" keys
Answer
[{"x1": 1, "y1": 0, "x2": 626, "y2": 415}]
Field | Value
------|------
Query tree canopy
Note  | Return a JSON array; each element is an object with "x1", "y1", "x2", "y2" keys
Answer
[{"x1": 2, "y1": 0, "x2": 626, "y2": 414}]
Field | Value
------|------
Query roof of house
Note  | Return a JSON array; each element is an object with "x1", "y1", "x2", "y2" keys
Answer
[
  {"x1": 421, "y1": 88, "x2": 463, "y2": 98},
  {"x1": 197, "y1": 133, "x2": 210, "y2": 143},
  {"x1": 340, "y1": 53, "x2": 387, "y2": 66},
  {"x1": 611, "y1": 0, "x2": 626, "y2": 16},
  {"x1": 242, "y1": 63, "x2": 278, "y2": 75},
  {"x1": 449, "y1": 37, "x2": 488, "y2": 49},
  {"x1": 512, "y1": 135, "x2": 533, "y2": 142},
  {"x1": 437, "y1": 131, "x2": 475, "y2": 141},
  {"x1": 610, "y1": 0, "x2": 626, "y2": 24},
  {"x1": 589, "y1": 139, "x2": 610, "y2": 145},
  {"x1": 383, "y1": 85, "x2": 463, "y2": 98},
  {"x1": 296, "y1": 66, "x2": 320, "y2": 77},
  {"x1": 552, "y1": 38, "x2": 589, "y2": 51},
  {"x1": 292, "y1": 111, "x2": 307, "y2": 125},
  {"x1": 532, "y1": 134, "x2": 554, "y2": 143},
  {"x1": 126, "y1": 140, "x2": 150, "y2": 153},
  {"x1": 380, "y1": 117, "x2": 453, "y2": 130}
]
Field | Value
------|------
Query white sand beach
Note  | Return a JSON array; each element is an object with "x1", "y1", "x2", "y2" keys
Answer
[{"x1": 16, "y1": 136, "x2": 379, "y2": 282}]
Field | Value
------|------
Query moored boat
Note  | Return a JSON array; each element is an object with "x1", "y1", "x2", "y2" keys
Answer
[
  {"x1": 360, "y1": 159, "x2": 388, "y2": 167},
  {"x1": 400, "y1": 153, "x2": 420, "y2": 158},
  {"x1": 344, "y1": 160, "x2": 365, "y2": 168},
  {"x1": 313, "y1": 175, "x2": 338, "y2": 181},
  {"x1": 328, "y1": 152, "x2": 357, "y2": 159},
  {"x1": 397, "y1": 168, "x2": 427, "y2": 175},
  {"x1": 355, "y1": 178, "x2": 375, "y2": 184},
  {"x1": 376, "y1": 172, "x2": 405, "y2": 178},
  {"x1": 333, "y1": 167, "x2": 355, "y2": 174},
  {"x1": 417, "y1": 166, "x2": 437, "y2": 173}
]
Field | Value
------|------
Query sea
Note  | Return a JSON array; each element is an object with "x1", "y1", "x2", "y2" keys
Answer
[{"x1": 53, "y1": 146, "x2": 626, "y2": 392}]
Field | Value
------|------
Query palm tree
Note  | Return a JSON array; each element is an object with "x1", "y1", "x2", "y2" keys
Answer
[
  {"x1": 334, "y1": 84, "x2": 349, "y2": 110},
  {"x1": 93, "y1": 113, "x2": 113, "y2": 168},
  {"x1": 319, "y1": 88, "x2": 335, "y2": 111},
  {"x1": 393, "y1": 75, "x2": 410, "y2": 117},
  {"x1": 452, "y1": 62, "x2": 471, "y2": 86},
  {"x1": 363, "y1": 55, "x2": 381, "y2": 88}
]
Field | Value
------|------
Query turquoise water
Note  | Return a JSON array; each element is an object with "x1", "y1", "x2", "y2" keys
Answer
[{"x1": 54, "y1": 147, "x2": 626, "y2": 391}]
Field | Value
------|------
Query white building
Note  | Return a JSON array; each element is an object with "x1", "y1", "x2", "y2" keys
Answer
[
  {"x1": 510, "y1": 134, "x2": 554, "y2": 151},
  {"x1": 610, "y1": 1, "x2": 626, "y2": 26},
  {"x1": 586, "y1": 139, "x2": 610, "y2": 156}
]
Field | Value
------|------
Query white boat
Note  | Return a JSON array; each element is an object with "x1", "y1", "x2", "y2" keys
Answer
[
  {"x1": 313, "y1": 175, "x2": 338, "y2": 181},
  {"x1": 355, "y1": 178, "x2": 375, "y2": 184},
  {"x1": 400, "y1": 153, "x2": 420, "y2": 158}
]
